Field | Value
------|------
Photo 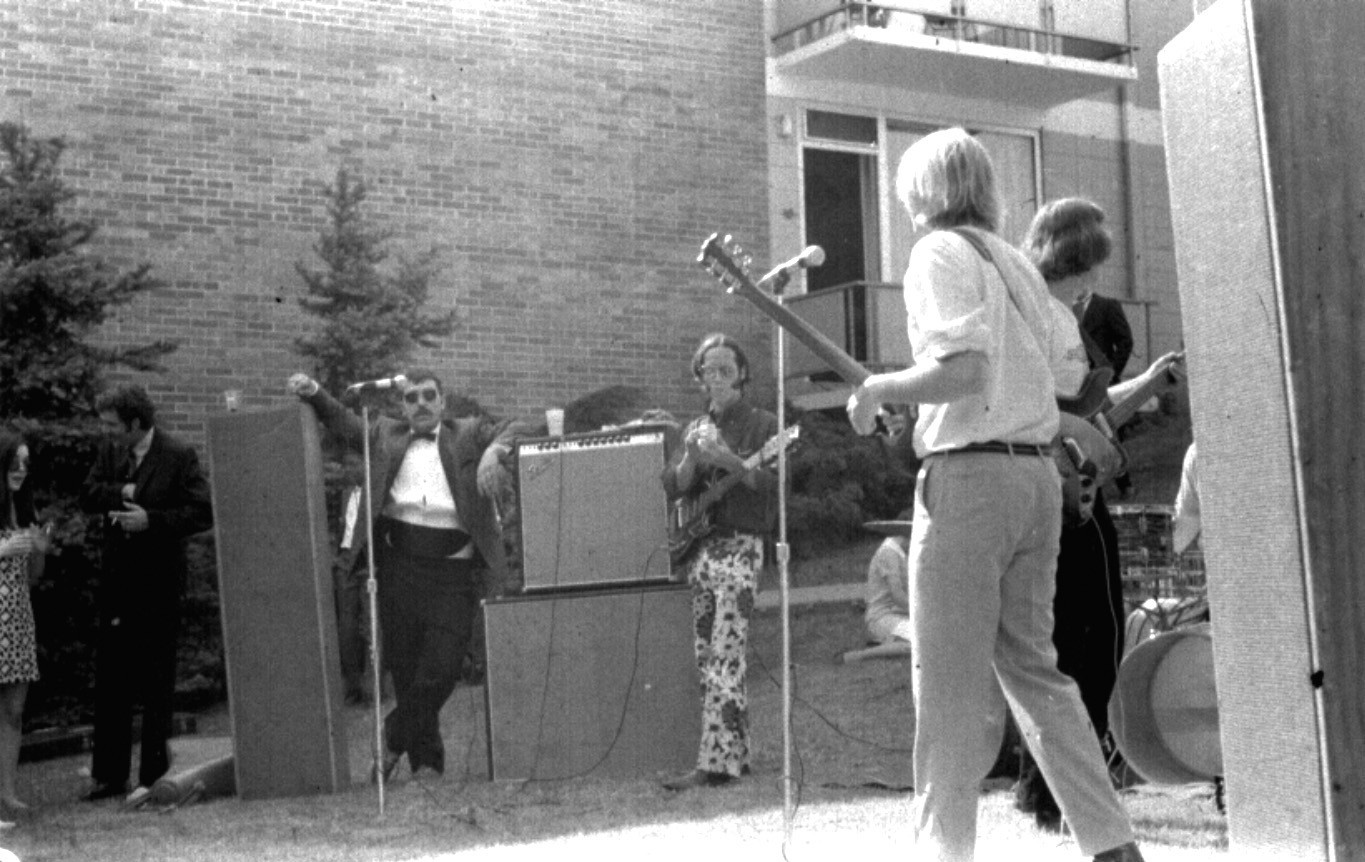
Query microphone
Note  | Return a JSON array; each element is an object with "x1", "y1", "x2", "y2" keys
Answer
[
  {"x1": 757, "y1": 245, "x2": 826, "y2": 290},
  {"x1": 345, "y1": 374, "x2": 408, "y2": 394}
]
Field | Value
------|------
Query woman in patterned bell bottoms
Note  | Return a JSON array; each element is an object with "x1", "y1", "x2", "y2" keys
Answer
[
  {"x1": 0, "y1": 433, "x2": 50, "y2": 820},
  {"x1": 660, "y1": 334, "x2": 778, "y2": 791}
]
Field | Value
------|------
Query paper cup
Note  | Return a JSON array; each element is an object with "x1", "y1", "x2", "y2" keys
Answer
[{"x1": 545, "y1": 408, "x2": 565, "y2": 436}]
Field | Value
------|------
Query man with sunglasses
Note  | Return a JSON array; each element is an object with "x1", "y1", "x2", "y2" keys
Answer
[{"x1": 288, "y1": 369, "x2": 527, "y2": 782}]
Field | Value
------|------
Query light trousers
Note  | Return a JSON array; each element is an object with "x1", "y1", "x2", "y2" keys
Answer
[{"x1": 908, "y1": 451, "x2": 1134, "y2": 861}]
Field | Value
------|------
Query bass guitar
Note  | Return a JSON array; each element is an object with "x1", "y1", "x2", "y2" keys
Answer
[
  {"x1": 667, "y1": 424, "x2": 800, "y2": 565},
  {"x1": 696, "y1": 232, "x2": 1114, "y2": 524}
]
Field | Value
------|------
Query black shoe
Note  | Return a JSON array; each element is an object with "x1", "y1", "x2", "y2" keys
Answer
[
  {"x1": 370, "y1": 750, "x2": 402, "y2": 784},
  {"x1": 411, "y1": 764, "x2": 443, "y2": 781},
  {"x1": 82, "y1": 782, "x2": 128, "y2": 802},
  {"x1": 661, "y1": 770, "x2": 732, "y2": 791}
]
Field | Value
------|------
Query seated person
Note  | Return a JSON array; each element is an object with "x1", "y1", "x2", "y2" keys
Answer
[
  {"x1": 1173, "y1": 442, "x2": 1201, "y2": 555},
  {"x1": 863, "y1": 518, "x2": 912, "y2": 645}
]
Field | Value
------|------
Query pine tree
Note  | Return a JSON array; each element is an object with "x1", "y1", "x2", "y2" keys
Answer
[
  {"x1": 295, "y1": 168, "x2": 456, "y2": 395},
  {"x1": 0, "y1": 121, "x2": 175, "y2": 422}
]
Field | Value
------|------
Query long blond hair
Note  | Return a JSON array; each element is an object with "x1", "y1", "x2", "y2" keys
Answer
[{"x1": 895, "y1": 127, "x2": 1000, "y2": 232}]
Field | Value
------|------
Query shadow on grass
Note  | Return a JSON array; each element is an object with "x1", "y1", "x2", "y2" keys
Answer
[{"x1": 9, "y1": 605, "x2": 1225, "y2": 861}]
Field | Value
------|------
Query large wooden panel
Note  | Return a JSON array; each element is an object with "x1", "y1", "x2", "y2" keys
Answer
[
  {"x1": 1159, "y1": 1, "x2": 1365, "y2": 858},
  {"x1": 206, "y1": 405, "x2": 349, "y2": 799},
  {"x1": 483, "y1": 583, "x2": 698, "y2": 780}
]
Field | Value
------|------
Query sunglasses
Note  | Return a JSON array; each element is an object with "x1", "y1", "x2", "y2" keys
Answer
[{"x1": 403, "y1": 388, "x2": 440, "y2": 405}]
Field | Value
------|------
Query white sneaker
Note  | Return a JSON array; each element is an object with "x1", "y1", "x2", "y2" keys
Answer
[{"x1": 123, "y1": 786, "x2": 152, "y2": 810}]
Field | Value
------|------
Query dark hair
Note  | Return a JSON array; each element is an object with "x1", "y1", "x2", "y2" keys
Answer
[
  {"x1": 96, "y1": 384, "x2": 157, "y2": 430},
  {"x1": 403, "y1": 368, "x2": 445, "y2": 394},
  {"x1": 690, "y1": 333, "x2": 750, "y2": 386},
  {"x1": 0, "y1": 432, "x2": 36, "y2": 529},
  {"x1": 1022, "y1": 198, "x2": 1112, "y2": 282}
]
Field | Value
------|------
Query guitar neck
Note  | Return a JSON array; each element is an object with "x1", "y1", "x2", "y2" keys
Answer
[
  {"x1": 727, "y1": 278, "x2": 872, "y2": 386},
  {"x1": 1104, "y1": 356, "x2": 1183, "y2": 428}
]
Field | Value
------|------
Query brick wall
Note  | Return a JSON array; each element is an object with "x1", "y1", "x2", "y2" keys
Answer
[{"x1": 0, "y1": 0, "x2": 773, "y2": 446}]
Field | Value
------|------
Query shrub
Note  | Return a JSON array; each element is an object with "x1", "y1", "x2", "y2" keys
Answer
[{"x1": 785, "y1": 408, "x2": 917, "y2": 559}]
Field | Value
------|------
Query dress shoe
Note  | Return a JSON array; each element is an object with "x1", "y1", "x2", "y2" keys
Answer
[
  {"x1": 370, "y1": 750, "x2": 402, "y2": 784},
  {"x1": 82, "y1": 782, "x2": 128, "y2": 802},
  {"x1": 661, "y1": 770, "x2": 733, "y2": 791},
  {"x1": 411, "y1": 764, "x2": 443, "y2": 781},
  {"x1": 1094, "y1": 841, "x2": 1146, "y2": 862}
]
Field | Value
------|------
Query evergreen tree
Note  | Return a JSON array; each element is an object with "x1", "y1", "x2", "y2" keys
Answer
[
  {"x1": 0, "y1": 120, "x2": 181, "y2": 729},
  {"x1": 295, "y1": 168, "x2": 456, "y2": 395},
  {"x1": 0, "y1": 121, "x2": 175, "y2": 422}
]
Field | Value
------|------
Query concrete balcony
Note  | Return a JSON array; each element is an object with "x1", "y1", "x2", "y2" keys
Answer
[
  {"x1": 771, "y1": 1, "x2": 1137, "y2": 108},
  {"x1": 782, "y1": 281, "x2": 912, "y2": 410}
]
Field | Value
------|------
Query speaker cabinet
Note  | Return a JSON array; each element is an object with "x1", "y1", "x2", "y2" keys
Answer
[
  {"x1": 1160, "y1": 2, "x2": 1365, "y2": 857},
  {"x1": 482, "y1": 583, "x2": 699, "y2": 781},
  {"x1": 206, "y1": 405, "x2": 349, "y2": 799},
  {"x1": 517, "y1": 426, "x2": 672, "y2": 591}
]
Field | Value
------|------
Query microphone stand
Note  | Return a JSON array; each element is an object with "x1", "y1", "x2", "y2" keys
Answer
[
  {"x1": 358, "y1": 399, "x2": 386, "y2": 816},
  {"x1": 770, "y1": 275, "x2": 795, "y2": 841}
]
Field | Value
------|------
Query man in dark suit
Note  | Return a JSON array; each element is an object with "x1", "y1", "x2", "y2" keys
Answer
[
  {"x1": 1074, "y1": 290, "x2": 1135, "y2": 495},
  {"x1": 80, "y1": 385, "x2": 214, "y2": 803},
  {"x1": 288, "y1": 368, "x2": 525, "y2": 781},
  {"x1": 1074, "y1": 290, "x2": 1134, "y2": 380}
]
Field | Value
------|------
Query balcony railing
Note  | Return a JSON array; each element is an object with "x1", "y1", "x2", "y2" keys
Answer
[
  {"x1": 784, "y1": 281, "x2": 1160, "y2": 411},
  {"x1": 773, "y1": 1, "x2": 1134, "y2": 68}
]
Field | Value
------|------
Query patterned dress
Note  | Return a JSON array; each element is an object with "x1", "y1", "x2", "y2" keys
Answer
[{"x1": 0, "y1": 534, "x2": 39, "y2": 685}]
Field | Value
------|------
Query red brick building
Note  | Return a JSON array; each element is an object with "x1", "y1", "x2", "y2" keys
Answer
[{"x1": 1, "y1": 0, "x2": 775, "y2": 440}]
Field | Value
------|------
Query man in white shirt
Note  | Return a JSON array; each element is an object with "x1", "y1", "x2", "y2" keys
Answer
[
  {"x1": 847, "y1": 128, "x2": 1142, "y2": 862},
  {"x1": 290, "y1": 369, "x2": 525, "y2": 781}
]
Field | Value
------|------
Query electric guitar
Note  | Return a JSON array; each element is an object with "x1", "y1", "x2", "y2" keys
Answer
[
  {"x1": 696, "y1": 232, "x2": 1116, "y2": 524},
  {"x1": 667, "y1": 424, "x2": 800, "y2": 565}
]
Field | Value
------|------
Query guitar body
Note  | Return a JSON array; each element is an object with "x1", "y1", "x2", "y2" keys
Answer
[
  {"x1": 667, "y1": 479, "x2": 719, "y2": 565},
  {"x1": 666, "y1": 425, "x2": 800, "y2": 566}
]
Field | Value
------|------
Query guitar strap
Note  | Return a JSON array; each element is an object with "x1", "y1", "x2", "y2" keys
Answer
[{"x1": 948, "y1": 226, "x2": 1043, "y2": 349}]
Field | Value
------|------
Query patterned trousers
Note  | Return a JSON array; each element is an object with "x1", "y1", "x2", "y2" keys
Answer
[{"x1": 685, "y1": 532, "x2": 762, "y2": 777}]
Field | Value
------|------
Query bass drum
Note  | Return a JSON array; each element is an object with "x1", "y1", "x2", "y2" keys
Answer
[{"x1": 1109, "y1": 623, "x2": 1221, "y2": 784}]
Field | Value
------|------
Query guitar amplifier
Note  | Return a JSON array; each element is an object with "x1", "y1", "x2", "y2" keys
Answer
[{"x1": 516, "y1": 425, "x2": 672, "y2": 591}]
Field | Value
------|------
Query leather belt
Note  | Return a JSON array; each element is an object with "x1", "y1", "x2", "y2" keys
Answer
[{"x1": 932, "y1": 441, "x2": 1055, "y2": 458}]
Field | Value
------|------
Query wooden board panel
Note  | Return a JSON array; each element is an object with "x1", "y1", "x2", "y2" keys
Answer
[
  {"x1": 483, "y1": 583, "x2": 698, "y2": 780},
  {"x1": 1159, "y1": 1, "x2": 1365, "y2": 857},
  {"x1": 206, "y1": 405, "x2": 349, "y2": 799}
]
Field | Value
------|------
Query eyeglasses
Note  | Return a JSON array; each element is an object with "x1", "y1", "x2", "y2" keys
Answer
[
  {"x1": 403, "y1": 388, "x2": 440, "y2": 405},
  {"x1": 699, "y1": 364, "x2": 739, "y2": 380}
]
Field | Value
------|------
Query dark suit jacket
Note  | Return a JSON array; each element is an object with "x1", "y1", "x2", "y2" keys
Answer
[
  {"x1": 81, "y1": 428, "x2": 214, "y2": 620},
  {"x1": 304, "y1": 388, "x2": 527, "y2": 587},
  {"x1": 1078, "y1": 293, "x2": 1134, "y2": 379}
]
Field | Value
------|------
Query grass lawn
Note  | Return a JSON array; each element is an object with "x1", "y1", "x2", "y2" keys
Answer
[
  {"x1": 7, "y1": 600, "x2": 1226, "y2": 862},
  {"x1": 3, "y1": 402, "x2": 1212, "y2": 861}
]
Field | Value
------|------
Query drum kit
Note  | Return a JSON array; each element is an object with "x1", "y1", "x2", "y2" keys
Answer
[{"x1": 1108, "y1": 504, "x2": 1219, "y2": 789}]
